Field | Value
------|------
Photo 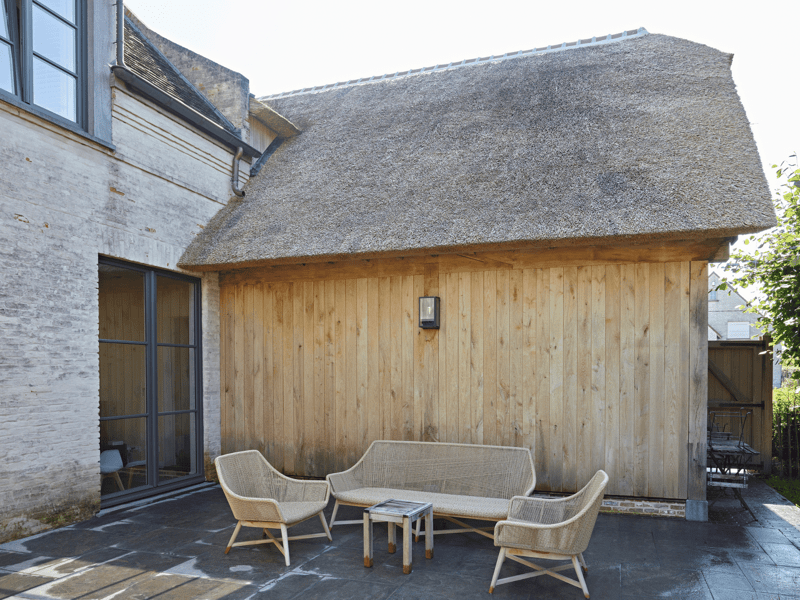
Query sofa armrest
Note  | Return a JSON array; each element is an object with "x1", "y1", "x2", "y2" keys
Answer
[{"x1": 327, "y1": 468, "x2": 361, "y2": 495}]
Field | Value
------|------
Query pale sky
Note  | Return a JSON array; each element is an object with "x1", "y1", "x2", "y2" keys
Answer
[{"x1": 125, "y1": 0, "x2": 798, "y2": 183}]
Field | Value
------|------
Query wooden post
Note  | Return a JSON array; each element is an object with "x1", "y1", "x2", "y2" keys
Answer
[
  {"x1": 792, "y1": 414, "x2": 800, "y2": 477},
  {"x1": 686, "y1": 261, "x2": 708, "y2": 521},
  {"x1": 763, "y1": 336, "x2": 773, "y2": 474}
]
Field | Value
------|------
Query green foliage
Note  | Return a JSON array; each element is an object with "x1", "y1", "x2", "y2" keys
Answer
[
  {"x1": 774, "y1": 385, "x2": 800, "y2": 416},
  {"x1": 764, "y1": 475, "x2": 800, "y2": 508},
  {"x1": 720, "y1": 157, "x2": 800, "y2": 387}
]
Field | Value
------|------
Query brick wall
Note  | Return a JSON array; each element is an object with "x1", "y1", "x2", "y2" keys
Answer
[{"x1": 0, "y1": 85, "x2": 237, "y2": 541}]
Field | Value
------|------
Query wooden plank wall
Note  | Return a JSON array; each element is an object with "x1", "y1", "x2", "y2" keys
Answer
[{"x1": 219, "y1": 259, "x2": 703, "y2": 499}]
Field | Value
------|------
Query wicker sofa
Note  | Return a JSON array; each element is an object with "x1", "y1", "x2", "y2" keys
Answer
[{"x1": 327, "y1": 440, "x2": 535, "y2": 539}]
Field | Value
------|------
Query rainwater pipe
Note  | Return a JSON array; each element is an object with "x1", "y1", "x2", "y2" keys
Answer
[
  {"x1": 231, "y1": 147, "x2": 245, "y2": 198},
  {"x1": 116, "y1": 0, "x2": 125, "y2": 67}
]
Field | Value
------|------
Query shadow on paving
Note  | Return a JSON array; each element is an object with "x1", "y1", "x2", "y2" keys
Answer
[{"x1": 0, "y1": 478, "x2": 798, "y2": 599}]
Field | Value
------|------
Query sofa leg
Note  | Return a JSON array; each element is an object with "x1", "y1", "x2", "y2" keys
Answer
[
  {"x1": 329, "y1": 500, "x2": 340, "y2": 529},
  {"x1": 320, "y1": 512, "x2": 333, "y2": 541}
]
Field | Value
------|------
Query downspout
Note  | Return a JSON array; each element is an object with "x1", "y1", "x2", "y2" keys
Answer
[
  {"x1": 231, "y1": 147, "x2": 245, "y2": 198},
  {"x1": 116, "y1": 0, "x2": 125, "y2": 67}
]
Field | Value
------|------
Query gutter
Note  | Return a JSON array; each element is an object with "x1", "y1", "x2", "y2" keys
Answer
[{"x1": 111, "y1": 66, "x2": 260, "y2": 159}]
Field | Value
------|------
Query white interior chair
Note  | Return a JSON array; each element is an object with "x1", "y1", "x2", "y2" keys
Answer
[{"x1": 100, "y1": 449, "x2": 125, "y2": 492}]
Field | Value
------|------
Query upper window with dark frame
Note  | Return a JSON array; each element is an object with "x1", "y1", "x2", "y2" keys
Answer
[{"x1": 0, "y1": 0, "x2": 82, "y2": 125}]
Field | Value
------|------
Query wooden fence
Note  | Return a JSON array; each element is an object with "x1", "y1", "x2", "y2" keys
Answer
[
  {"x1": 774, "y1": 409, "x2": 800, "y2": 478},
  {"x1": 708, "y1": 339, "x2": 773, "y2": 472}
]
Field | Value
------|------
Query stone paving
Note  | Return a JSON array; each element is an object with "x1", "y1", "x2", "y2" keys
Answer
[{"x1": 0, "y1": 478, "x2": 799, "y2": 599}]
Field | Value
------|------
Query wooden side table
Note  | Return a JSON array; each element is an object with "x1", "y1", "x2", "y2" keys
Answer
[{"x1": 363, "y1": 499, "x2": 433, "y2": 574}]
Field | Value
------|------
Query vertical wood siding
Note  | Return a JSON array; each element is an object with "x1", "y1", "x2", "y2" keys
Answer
[{"x1": 220, "y1": 261, "x2": 699, "y2": 499}]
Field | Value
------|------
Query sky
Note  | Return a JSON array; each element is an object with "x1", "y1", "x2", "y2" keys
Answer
[{"x1": 124, "y1": 0, "x2": 799, "y2": 183}]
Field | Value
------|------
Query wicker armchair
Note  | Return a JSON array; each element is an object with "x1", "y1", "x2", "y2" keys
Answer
[
  {"x1": 215, "y1": 450, "x2": 332, "y2": 566},
  {"x1": 489, "y1": 470, "x2": 608, "y2": 598}
]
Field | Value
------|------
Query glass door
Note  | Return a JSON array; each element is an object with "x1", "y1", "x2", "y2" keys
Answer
[{"x1": 98, "y1": 258, "x2": 203, "y2": 504}]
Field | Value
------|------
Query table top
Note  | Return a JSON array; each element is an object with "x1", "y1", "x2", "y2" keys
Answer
[
  {"x1": 365, "y1": 499, "x2": 433, "y2": 519},
  {"x1": 707, "y1": 439, "x2": 760, "y2": 456}
]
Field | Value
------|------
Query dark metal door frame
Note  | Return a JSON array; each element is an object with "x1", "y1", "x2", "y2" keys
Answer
[{"x1": 99, "y1": 256, "x2": 205, "y2": 507}]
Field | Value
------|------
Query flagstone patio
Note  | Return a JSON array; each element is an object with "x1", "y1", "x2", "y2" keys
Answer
[{"x1": 1, "y1": 479, "x2": 799, "y2": 599}]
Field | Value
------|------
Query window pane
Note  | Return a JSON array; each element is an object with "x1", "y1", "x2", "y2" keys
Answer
[
  {"x1": 36, "y1": 0, "x2": 75, "y2": 24},
  {"x1": 1, "y1": 2, "x2": 9, "y2": 38},
  {"x1": 99, "y1": 264, "x2": 146, "y2": 342},
  {"x1": 158, "y1": 413, "x2": 196, "y2": 480},
  {"x1": 0, "y1": 41, "x2": 13, "y2": 93},
  {"x1": 727, "y1": 322, "x2": 750, "y2": 339},
  {"x1": 158, "y1": 347, "x2": 195, "y2": 413},
  {"x1": 33, "y1": 56, "x2": 75, "y2": 120},
  {"x1": 33, "y1": 4, "x2": 75, "y2": 71},
  {"x1": 157, "y1": 276, "x2": 195, "y2": 345},
  {"x1": 100, "y1": 342, "x2": 147, "y2": 417}
]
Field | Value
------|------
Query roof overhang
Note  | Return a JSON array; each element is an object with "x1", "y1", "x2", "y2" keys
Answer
[{"x1": 179, "y1": 235, "x2": 733, "y2": 274}]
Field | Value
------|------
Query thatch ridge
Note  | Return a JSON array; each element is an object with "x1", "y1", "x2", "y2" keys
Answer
[
  {"x1": 260, "y1": 28, "x2": 648, "y2": 102},
  {"x1": 180, "y1": 33, "x2": 775, "y2": 269}
]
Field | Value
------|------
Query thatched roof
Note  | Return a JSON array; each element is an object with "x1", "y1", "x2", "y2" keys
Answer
[{"x1": 180, "y1": 31, "x2": 776, "y2": 270}]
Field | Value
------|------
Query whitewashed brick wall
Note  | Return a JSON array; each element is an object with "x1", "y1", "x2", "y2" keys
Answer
[{"x1": 0, "y1": 85, "x2": 241, "y2": 541}]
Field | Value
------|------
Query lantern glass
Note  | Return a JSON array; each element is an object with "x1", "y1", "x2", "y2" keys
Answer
[{"x1": 419, "y1": 296, "x2": 440, "y2": 329}]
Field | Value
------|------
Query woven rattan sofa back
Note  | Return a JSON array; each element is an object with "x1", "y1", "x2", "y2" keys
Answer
[{"x1": 352, "y1": 441, "x2": 535, "y2": 499}]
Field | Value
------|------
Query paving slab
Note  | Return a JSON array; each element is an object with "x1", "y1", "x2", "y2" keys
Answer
[{"x1": 0, "y1": 476, "x2": 798, "y2": 599}]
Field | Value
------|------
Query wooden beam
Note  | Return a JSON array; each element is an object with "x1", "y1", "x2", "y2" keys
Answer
[
  {"x1": 709, "y1": 241, "x2": 730, "y2": 263},
  {"x1": 216, "y1": 238, "x2": 734, "y2": 284},
  {"x1": 708, "y1": 359, "x2": 751, "y2": 404},
  {"x1": 687, "y1": 261, "x2": 708, "y2": 511}
]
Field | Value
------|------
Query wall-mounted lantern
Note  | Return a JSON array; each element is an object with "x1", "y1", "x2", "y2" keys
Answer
[{"x1": 419, "y1": 296, "x2": 440, "y2": 329}]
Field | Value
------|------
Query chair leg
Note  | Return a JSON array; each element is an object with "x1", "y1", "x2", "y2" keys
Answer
[
  {"x1": 112, "y1": 472, "x2": 125, "y2": 491},
  {"x1": 415, "y1": 517, "x2": 421, "y2": 542},
  {"x1": 489, "y1": 547, "x2": 506, "y2": 593},
  {"x1": 572, "y1": 555, "x2": 590, "y2": 598},
  {"x1": 578, "y1": 552, "x2": 588, "y2": 572},
  {"x1": 319, "y1": 512, "x2": 333, "y2": 541},
  {"x1": 225, "y1": 522, "x2": 242, "y2": 554},
  {"x1": 329, "y1": 500, "x2": 340, "y2": 529},
  {"x1": 280, "y1": 524, "x2": 290, "y2": 566}
]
